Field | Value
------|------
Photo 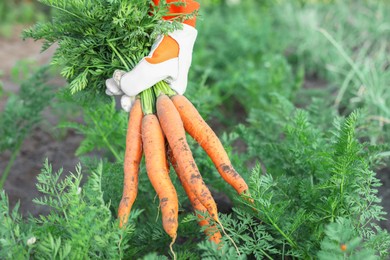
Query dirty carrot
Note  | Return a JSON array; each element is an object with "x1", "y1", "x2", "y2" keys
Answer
[
  {"x1": 118, "y1": 99, "x2": 143, "y2": 228},
  {"x1": 156, "y1": 94, "x2": 219, "y2": 221},
  {"x1": 171, "y1": 95, "x2": 249, "y2": 195},
  {"x1": 167, "y1": 146, "x2": 222, "y2": 244},
  {"x1": 142, "y1": 113, "x2": 179, "y2": 240}
]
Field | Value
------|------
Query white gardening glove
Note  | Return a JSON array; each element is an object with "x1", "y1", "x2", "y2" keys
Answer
[
  {"x1": 105, "y1": 70, "x2": 135, "y2": 112},
  {"x1": 105, "y1": 23, "x2": 198, "y2": 112}
]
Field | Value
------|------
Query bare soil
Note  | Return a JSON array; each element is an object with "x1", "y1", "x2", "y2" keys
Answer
[{"x1": 0, "y1": 26, "x2": 82, "y2": 216}]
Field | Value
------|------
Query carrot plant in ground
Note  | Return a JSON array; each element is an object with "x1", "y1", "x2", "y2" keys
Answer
[
  {"x1": 58, "y1": 98, "x2": 128, "y2": 161},
  {"x1": 273, "y1": 0, "x2": 390, "y2": 143},
  {"x1": 233, "y1": 96, "x2": 390, "y2": 258},
  {"x1": 188, "y1": 0, "x2": 303, "y2": 121},
  {"x1": 0, "y1": 160, "x2": 133, "y2": 259},
  {"x1": 0, "y1": 66, "x2": 54, "y2": 189}
]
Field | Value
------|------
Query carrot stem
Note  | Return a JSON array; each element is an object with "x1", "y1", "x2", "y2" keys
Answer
[
  {"x1": 155, "y1": 81, "x2": 176, "y2": 97},
  {"x1": 140, "y1": 87, "x2": 156, "y2": 115},
  {"x1": 90, "y1": 116, "x2": 121, "y2": 161},
  {"x1": 0, "y1": 138, "x2": 23, "y2": 189},
  {"x1": 107, "y1": 41, "x2": 130, "y2": 71}
]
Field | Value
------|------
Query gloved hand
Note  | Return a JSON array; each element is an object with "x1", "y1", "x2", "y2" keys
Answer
[
  {"x1": 105, "y1": 70, "x2": 136, "y2": 112},
  {"x1": 106, "y1": 0, "x2": 200, "y2": 112},
  {"x1": 105, "y1": 23, "x2": 197, "y2": 112}
]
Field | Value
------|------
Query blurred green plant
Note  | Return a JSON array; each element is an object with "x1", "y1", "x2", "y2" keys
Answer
[
  {"x1": 274, "y1": 0, "x2": 390, "y2": 143},
  {"x1": 189, "y1": 0, "x2": 303, "y2": 116},
  {"x1": 0, "y1": 70, "x2": 4, "y2": 97},
  {"x1": 317, "y1": 218, "x2": 379, "y2": 260},
  {"x1": 59, "y1": 100, "x2": 128, "y2": 161},
  {"x1": 0, "y1": 1, "x2": 45, "y2": 37},
  {"x1": 0, "y1": 66, "x2": 53, "y2": 189}
]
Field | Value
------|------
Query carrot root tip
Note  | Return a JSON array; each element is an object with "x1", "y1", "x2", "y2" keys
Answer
[
  {"x1": 216, "y1": 219, "x2": 241, "y2": 256},
  {"x1": 169, "y1": 234, "x2": 177, "y2": 260}
]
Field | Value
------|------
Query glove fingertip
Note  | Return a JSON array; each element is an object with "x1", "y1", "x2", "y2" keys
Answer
[
  {"x1": 106, "y1": 78, "x2": 124, "y2": 95},
  {"x1": 123, "y1": 105, "x2": 131, "y2": 113},
  {"x1": 121, "y1": 95, "x2": 135, "y2": 113},
  {"x1": 105, "y1": 89, "x2": 114, "y2": 96},
  {"x1": 105, "y1": 78, "x2": 112, "y2": 87},
  {"x1": 113, "y1": 70, "x2": 126, "y2": 84}
]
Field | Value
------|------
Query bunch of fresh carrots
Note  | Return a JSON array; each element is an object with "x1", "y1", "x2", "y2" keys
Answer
[
  {"x1": 118, "y1": 80, "x2": 250, "y2": 251},
  {"x1": 23, "y1": 0, "x2": 250, "y2": 254}
]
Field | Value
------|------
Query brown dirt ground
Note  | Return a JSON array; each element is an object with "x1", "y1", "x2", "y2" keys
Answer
[{"x1": 0, "y1": 26, "x2": 82, "y2": 216}]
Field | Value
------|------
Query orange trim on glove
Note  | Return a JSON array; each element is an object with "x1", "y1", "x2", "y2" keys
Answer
[
  {"x1": 146, "y1": 1, "x2": 199, "y2": 64},
  {"x1": 152, "y1": 0, "x2": 200, "y2": 27},
  {"x1": 146, "y1": 36, "x2": 179, "y2": 64}
]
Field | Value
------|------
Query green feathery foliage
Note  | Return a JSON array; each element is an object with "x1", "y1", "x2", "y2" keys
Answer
[
  {"x1": 0, "y1": 66, "x2": 53, "y2": 152},
  {"x1": 235, "y1": 99, "x2": 390, "y2": 258},
  {"x1": 318, "y1": 218, "x2": 378, "y2": 260},
  {"x1": 0, "y1": 66, "x2": 54, "y2": 189},
  {"x1": 1, "y1": 104, "x2": 389, "y2": 258},
  {"x1": 59, "y1": 100, "x2": 128, "y2": 161},
  {"x1": 0, "y1": 159, "x2": 133, "y2": 259},
  {"x1": 23, "y1": 0, "x2": 183, "y2": 98}
]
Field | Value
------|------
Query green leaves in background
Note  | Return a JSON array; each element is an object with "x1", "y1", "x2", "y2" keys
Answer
[
  {"x1": 0, "y1": 66, "x2": 53, "y2": 152},
  {"x1": 0, "y1": 66, "x2": 54, "y2": 189},
  {"x1": 318, "y1": 218, "x2": 378, "y2": 260},
  {"x1": 1, "y1": 0, "x2": 390, "y2": 259},
  {"x1": 238, "y1": 103, "x2": 390, "y2": 258},
  {"x1": 59, "y1": 100, "x2": 128, "y2": 161},
  {"x1": 0, "y1": 160, "x2": 133, "y2": 259}
]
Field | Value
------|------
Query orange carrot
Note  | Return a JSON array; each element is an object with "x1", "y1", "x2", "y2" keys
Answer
[
  {"x1": 167, "y1": 147, "x2": 222, "y2": 244},
  {"x1": 118, "y1": 99, "x2": 143, "y2": 228},
  {"x1": 156, "y1": 94, "x2": 219, "y2": 221},
  {"x1": 142, "y1": 113, "x2": 178, "y2": 239},
  {"x1": 171, "y1": 95, "x2": 249, "y2": 195}
]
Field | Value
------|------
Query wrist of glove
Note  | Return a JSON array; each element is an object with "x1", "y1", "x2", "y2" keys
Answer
[{"x1": 105, "y1": 23, "x2": 197, "y2": 112}]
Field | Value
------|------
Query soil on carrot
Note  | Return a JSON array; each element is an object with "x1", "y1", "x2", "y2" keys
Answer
[{"x1": 0, "y1": 26, "x2": 389, "y2": 231}]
